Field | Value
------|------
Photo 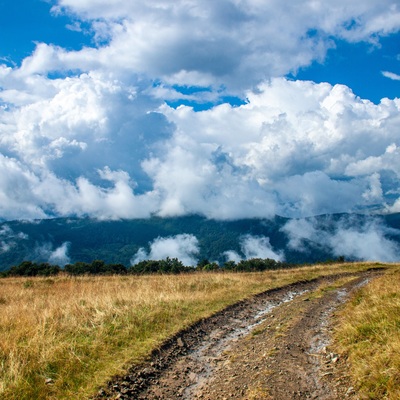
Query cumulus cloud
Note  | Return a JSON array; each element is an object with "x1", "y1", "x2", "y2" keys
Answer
[
  {"x1": 224, "y1": 234, "x2": 284, "y2": 262},
  {"x1": 1, "y1": 78, "x2": 400, "y2": 220},
  {"x1": 149, "y1": 80, "x2": 400, "y2": 218},
  {"x1": 281, "y1": 215, "x2": 400, "y2": 262},
  {"x1": 36, "y1": 0, "x2": 400, "y2": 89},
  {"x1": 0, "y1": 158, "x2": 159, "y2": 220},
  {"x1": 131, "y1": 234, "x2": 200, "y2": 266},
  {"x1": 41, "y1": 167, "x2": 160, "y2": 220},
  {"x1": 0, "y1": 2, "x2": 400, "y2": 221}
]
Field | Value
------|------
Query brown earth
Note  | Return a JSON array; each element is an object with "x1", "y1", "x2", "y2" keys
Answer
[{"x1": 93, "y1": 269, "x2": 382, "y2": 400}]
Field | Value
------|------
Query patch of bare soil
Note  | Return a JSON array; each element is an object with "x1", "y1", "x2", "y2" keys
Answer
[{"x1": 93, "y1": 269, "x2": 382, "y2": 400}]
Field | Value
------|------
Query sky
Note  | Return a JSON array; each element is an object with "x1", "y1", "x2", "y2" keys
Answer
[{"x1": 1, "y1": 0, "x2": 400, "y2": 222}]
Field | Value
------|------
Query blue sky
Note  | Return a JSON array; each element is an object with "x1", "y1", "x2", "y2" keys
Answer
[
  {"x1": 1, "y1": 0, "x2": 400, "y2": 224},
  {"x1": 0, "y1": 0, "x2": 91, "y2": 63},
  {"x1": 1, "y1": 1, "x2": 399, "y2": 103},
  {"x1": 295, "y1": 36, "x2": 400, "y2": 103}
]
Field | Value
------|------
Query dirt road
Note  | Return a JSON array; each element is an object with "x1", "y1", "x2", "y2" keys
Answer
[{"x1": 94, "y1": 270, "x2": 381, "y2": 399}]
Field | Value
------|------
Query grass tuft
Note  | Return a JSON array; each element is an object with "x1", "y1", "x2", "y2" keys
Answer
[{"x1": 333, "y1": 265, "x2": 400, "y2": 400}]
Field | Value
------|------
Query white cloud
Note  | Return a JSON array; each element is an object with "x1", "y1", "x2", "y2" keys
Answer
[
  {"x1": 7, "y1": 0, "x2": 400, "y2": 90},
  {"x1": 281, "y1": 218, "x2": 320, "y2": 252},
  {"x1": 241, "y1": 235, "x2": 284, "y2": 261},
  {"x1": 34, "y1": 168, "x2": 160, "y2": 220},
  {"x1": 33, "y1": 241, "x2": 71, "y2": 266},
  {"x1": 329, "y1": 224, "x2": 399, "y2": 262},
  {"x1": 0, "y1": 225, "x2": 28, "y2": 254},
  {"x1": 0, "y1": 155, "x2": 48, "y2": 220},
  {"x1": 0, "y1": 154, "x2": 159, "y2": 220},
  {"x1": 48, "y1": 242, "x2": 71, "y2": 266},
  {"x1": 0, "y1": 2, "x2": 400, "y2": 221},
  {"x1": 0, "y1": 77, "x2": 400, "y2": 220},
  {"x1": 382, "y1": 71, "x2": 400, "y2": 81},
  {"x1": 149, "y1": 79, "x2": 400, "y2": 219},
  {"x1": 223, "y1": 250, "x2": 242, "y2": 263},
  {"x1": 131, "y1": 234, "x2": 200, "y2": 266},
  {"x1": 223, "y1": 234, "x2": 284, "y2": 262},
  {"x1": 281, "y1": 215, "x2": 400, "y2": 262}
]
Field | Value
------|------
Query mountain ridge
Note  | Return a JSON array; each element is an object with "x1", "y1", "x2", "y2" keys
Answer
[{"x1": 0, "y1": 213, "x2": 399, "y2": 270}]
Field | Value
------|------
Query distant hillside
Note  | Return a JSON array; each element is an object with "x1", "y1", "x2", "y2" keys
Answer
[{"x1": 0, "y1": 213, "x2": 399, "y2": 270}]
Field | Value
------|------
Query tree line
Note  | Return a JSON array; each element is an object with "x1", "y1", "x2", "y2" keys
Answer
[
  {"x1": 0, "y1": 257, "x2": 298, "y2": 277},
  {"x1": 1, "y1": 256, "x2": 346, "y2": 277}
]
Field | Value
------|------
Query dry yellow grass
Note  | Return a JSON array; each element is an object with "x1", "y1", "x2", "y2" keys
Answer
[
  {"x1": 333, "y1": 265, "x2": 400, "y2": 400},
  {"x1": 0, "y1": 262, "x2": 383, "y2": 399}
]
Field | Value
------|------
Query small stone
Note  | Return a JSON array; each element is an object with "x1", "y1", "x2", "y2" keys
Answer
[
  {"x1": 189, "y1": 372, "x2": 197, "y2": 382},
  {"x1": 327, "y1": 352, "x2": 340, "y2": 363},
  {"x1": 177, "y1": 337, "x2": 185, "y2": 347},
  {"x1": 346, "y1": 387, "x2": 355, "y2": 396}
]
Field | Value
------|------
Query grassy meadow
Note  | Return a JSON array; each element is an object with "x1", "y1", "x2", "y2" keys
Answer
[
  {"x1": 333, "y1": 264, "x2": 400, "y2": 400},
  {"x1": 0, "y1": 262, "x2": 393, "y2": 399}
]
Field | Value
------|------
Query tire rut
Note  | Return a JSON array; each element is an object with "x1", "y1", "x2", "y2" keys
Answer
[{"x1": 93, "y1": 269, "x2": 383, "y2": 400}]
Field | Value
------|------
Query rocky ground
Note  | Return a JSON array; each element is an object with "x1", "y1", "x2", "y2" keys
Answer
[{"x1": 93, "y1": 269, "x2": 381, "y2": 400}]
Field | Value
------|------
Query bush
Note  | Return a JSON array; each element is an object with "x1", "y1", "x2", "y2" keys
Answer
[{"x1": 6, "y1": 261, "x2": 61, "y2": 277}]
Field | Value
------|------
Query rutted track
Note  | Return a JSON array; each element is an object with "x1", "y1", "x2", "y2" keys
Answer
[{"x1": 93, "y1": 269, "x2": 382, "y2": 399}]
